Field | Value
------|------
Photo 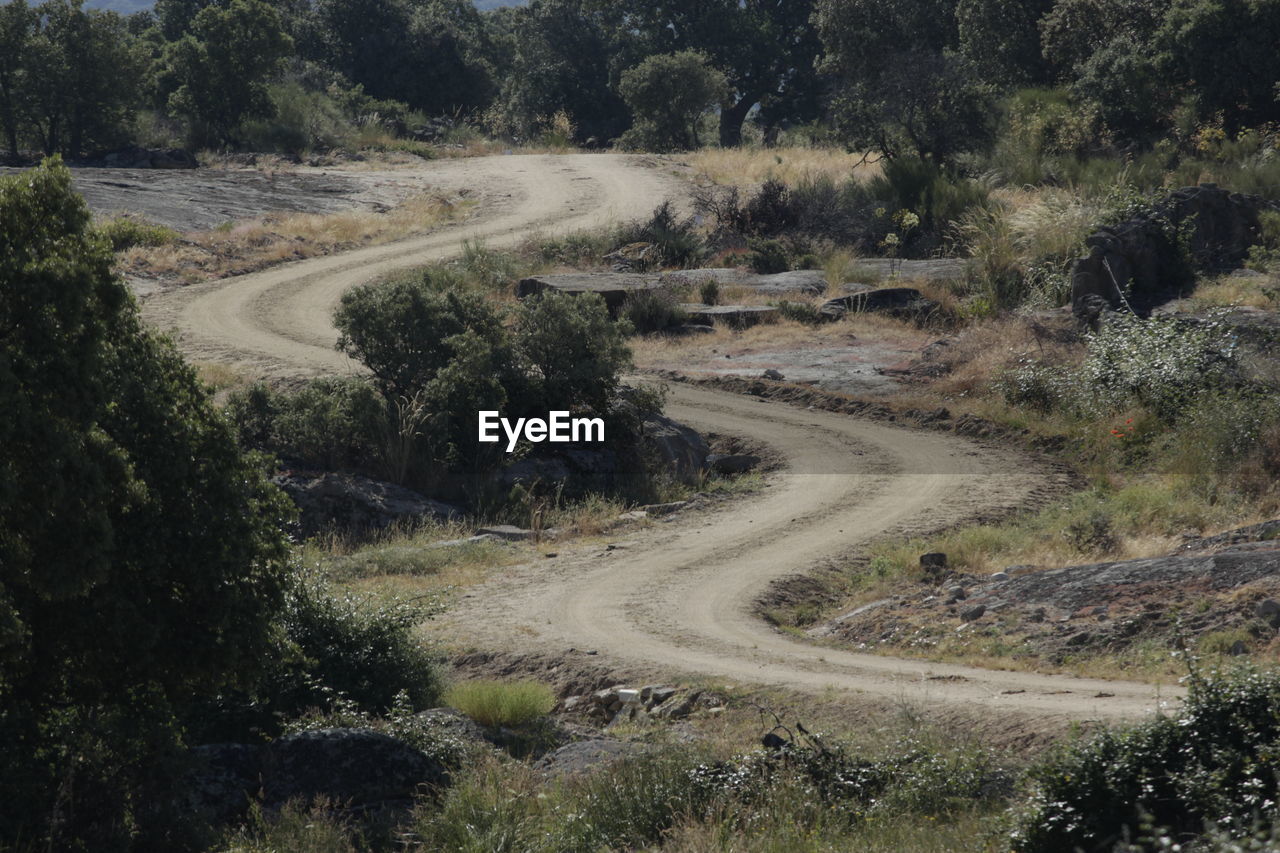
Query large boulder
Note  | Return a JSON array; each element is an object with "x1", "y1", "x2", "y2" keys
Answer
[
  {"x1": 642, "y1": 411, "x2": 709, "y2": 484},
  {"x1": 187, "y1": 729, "x2": 449, "y2": 823},
  {"x1": 1069, "y1": 184, "x2": 1280, "y2": 318},
  {"x1": 260, "y1": 728, "x2": 449, "y2": 809},
  {"x1": 271, "y1": 471, "x2": 462, "y2": 537}
]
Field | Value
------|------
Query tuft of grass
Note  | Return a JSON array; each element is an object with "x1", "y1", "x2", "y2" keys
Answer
[
  {"x1": 95, "y1": 215, "x2": 179, "y2": 252},
  {"x1": 686, "y1": 146, "x2": 882, "y2": 187},
  {"x1": 443, "y1": 680, "x2": 556, "y2": 728}
]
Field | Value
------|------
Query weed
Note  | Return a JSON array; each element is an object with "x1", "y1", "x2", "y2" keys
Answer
[{"x1": 443, "y1": 680, "x2": 556, "y2": 728}]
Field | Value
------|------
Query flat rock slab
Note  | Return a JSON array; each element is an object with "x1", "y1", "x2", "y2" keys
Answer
[
  {"x1": 842, "y1": 258, "x2": 970, "y2": 286},
  {"x1": 516, "y1": 273, "x2": 663, "y2": 312},
  {"x1": 474, "y1": 525, "x2": 537, "y2": 542},
  {"x1": 966, "y1": 549, "x2": 1280, "y2": 614},
  {"x1": 682, "y1": 304, "x2": 779, "y2": 328},
  {"x1": 821, "y1": 287, "x2": 941, "y2": 321},
  {"x1": 664, "y1": 268, "x2": 827, "y2": 295}
]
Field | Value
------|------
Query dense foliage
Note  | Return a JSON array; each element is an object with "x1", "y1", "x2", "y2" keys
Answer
[
  {"x1": 1014, "y1": 669, "x2": 1280, "y2": 852},
  {"x1": 0, "y1": 159, "x2": 294, "y2": 847}
]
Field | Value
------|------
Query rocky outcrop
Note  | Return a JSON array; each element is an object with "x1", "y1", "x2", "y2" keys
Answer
[
  {"x1": 188, "y1": 728, "x2": 449, "y2": 823},
  {"x1": 819, "y1": 287, "x2": 941, "y2": 322},
  {"x1": 682, "y1": 304, "x2": 779, "y2": 328},
  {"x1": 271, "y1": 471, "x2": 462, "y2": 537},
  {"x1": 664, "y1": 268, "x2": 828, "y2": 295},
  {"x1": 516, "y1": 273, "x2": 663, "y2": 314},
  {"x1": 642, "y1": 411, "x2": 710, "y2": 484},
  {"x1": 1069, "y1": 184, "x2": 1280, "y2": 320}
]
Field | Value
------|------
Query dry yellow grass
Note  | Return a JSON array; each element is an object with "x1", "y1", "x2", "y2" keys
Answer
[
  {"x1": 1188, "y1": 273, "x2": 1280, "y2": 309},
  {"x1": 120, "y1": 191, "x2": 469, "y2": 285},
  {"x1": 683, "y1": 146, "x2": 882, "y2": 187}
]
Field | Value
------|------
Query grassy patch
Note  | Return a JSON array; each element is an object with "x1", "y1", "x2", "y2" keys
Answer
[
  {"x1": 119, "y1": 191, "x2": 469, "y2": 284},
  {"x1": 685, "y1": 146, "x2": 882, "y2": 187},
  {"x1": 94, "y1": 215, "x2": 179, "y2": 251},
  {"x1": 443, "y1": 680, "x2": 556, "y2": 728}
]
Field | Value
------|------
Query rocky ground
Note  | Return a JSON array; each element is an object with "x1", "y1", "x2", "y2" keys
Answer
[{"x1": 809, "y1": 521, "x2": 1280, "y2": 673}]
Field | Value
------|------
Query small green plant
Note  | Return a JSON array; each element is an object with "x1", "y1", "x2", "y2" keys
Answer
[
  {"x1": 775, "y1": 300, "x2": 825, "y2": 325},
  {"x1": 623, "y1": 287, "x2": 686, "y2": 333},
  {"x1": 699, "y1": 278, "x2": 720, "y2": 305},
  {"x1": 444, "y1": 680, "x2": 556, "y2": 728},
  {"x1": 748, "y1": 237, "x2": 790, "y2": 273},
  {"x1": 94, "y1": 216, "x2": 179, "y2": 251}
]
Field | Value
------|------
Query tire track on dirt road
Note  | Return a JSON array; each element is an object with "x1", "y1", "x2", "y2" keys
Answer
[{"x1": 142, "y1": 153, "x2": 1181, "y2": 721}]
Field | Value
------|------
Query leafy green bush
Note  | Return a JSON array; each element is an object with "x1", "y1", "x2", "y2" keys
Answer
[
  {"x1": 514, "y1": 290, "x2": 632, "y2": 414},
  {"x1": 443, "y1": 680, "x2": 555, "y2": 728},
  {"x1": 622, "y1": 287, "x2": 686, "y2": 334},
  {"x1": 94, "y1": 215, "x2": 179, "y2": 251},
  {"x1": 1079, "y1": 313, "x2": 1240, "y2": 420},
  {"x1": 0, "y1": 159, "x2": 292, "y2": 848},
  {"x1": 1013, "y1": 668, "x2": 1280, "y2": 852},
  {"x1": 699, "y1": 279, "x2": 720, "y2": 305},
  {"x1": 263, "y1": 573, "x2": 443, "y2": 721},
  {"x1": 226, "y1": 378, "x2": 386, "y2": 472},
  {"x1": 748, "y1": 237, "x2": 791, "y2": 273}
]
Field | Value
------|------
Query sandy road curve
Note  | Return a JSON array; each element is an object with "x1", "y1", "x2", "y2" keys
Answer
[
  {"x1": 143, "y1": 153, "x2": 1180, "y2": 722},
  {"x1": 143, "y1": 154, "x2": 683, "y2": 379}
]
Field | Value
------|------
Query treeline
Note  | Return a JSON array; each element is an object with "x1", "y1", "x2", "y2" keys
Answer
[{"x1": 0, "y1": 0, "x2": 1277, "y2": 159}]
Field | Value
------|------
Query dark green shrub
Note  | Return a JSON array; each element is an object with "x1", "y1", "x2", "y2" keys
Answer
[
  {"x1": 0, "y1": 159, "x2": 292, "y2": 848},
  {"x1": 748, "y1": 238, "x2": 790, "y2": 274},
  {"x1": 616, "y1": 201, "x2": 707, "y2": 269},
  {"x1": 622, "y1": 287, "x2": 686, "y2": 334},
  {"x1": 514, "y1": 291, "x2": 631, "y2": 415},
  {"x1": 699, "y1": 279, "x2": 720, "y2": 305},
  {"x1": 226, "y1": 378, "x2": 386, "y2": 472},
  {"x1": 274, "y1": 573, "x2": 442, "y2": 717},
  {"x1": 1013, "y1": 668, "x2": 1280, "y2": 852}
]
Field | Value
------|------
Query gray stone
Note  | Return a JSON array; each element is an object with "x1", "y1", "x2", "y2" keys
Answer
[
  {"x1": 474, "y1": 525, "x2": 537, "y2": 541},
  {"x1": 641, "y1": 501, "x2": 687, "y2": 516},
  {"x1": 1256, "y1": 598, "x2": 1280, "y2": 618},
  {"x1": 990, "y1": 571, "x2": 1011, "y2": 581},
  {"x1": 762, "y1": 368, "x2": 785, "y2": 380},
  {"x1": 516, "y1": 273, "x2": 664, "y2": 314},
  {"x1": 642, "y1": 412, "x2": 710, "y2": 485},
  {"x1": 947, "y1": 585, "x2": 967, "y2": 601},
  {"x1": 536, "y1": 739, "x2": 646, "y2": 775},
  {"x1": 707, "y1": 453, "x2": 761, "y2": 475},
  {"x1": 960, "y1": 605, "x2": 986, "y2": 622},
  {"x1": 271, "y1": 471, "x2": 462, "y2": 538},
  {"x1": 662, "y1": 268, "x2": 827, "y2": 295},
  {"x1": 682, "y1": 304, "x2": 779, "y2": 328}
]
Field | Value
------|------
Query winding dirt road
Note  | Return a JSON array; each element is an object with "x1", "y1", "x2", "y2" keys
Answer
[{"x1": 143, "y1": 154, "x2": 1180, "y2": 722}]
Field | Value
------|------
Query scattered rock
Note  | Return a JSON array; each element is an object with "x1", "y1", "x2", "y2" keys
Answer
[
  {"x1": 642, "y1": 412, "x2": 711, "y2": 485},
  {"x1": 990, "y1": 571, "x2": 1011, "y2": 581},
  {"x1": 960, "y1": 605, "x2": 986, "y2": 622},
  {"x1": 86, "y1": 145, "x2": 199, "y2": 169},
  {"x1": 662, "y1": 268, "x2": 827, "y2": 295},
  {"x1": 947, "y1": 585, "x2": 967, "y2": 601},
  {"x1": 617, "y1": 510, "x2": 649, "y2": 522},
  {"x1": 762, "y1": 368, "x2": 785, "y2": 380}
]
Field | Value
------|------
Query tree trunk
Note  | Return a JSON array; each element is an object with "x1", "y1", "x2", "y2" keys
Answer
[{"x1": 718, "y1": 95, "x2": 757, "y2": 148}]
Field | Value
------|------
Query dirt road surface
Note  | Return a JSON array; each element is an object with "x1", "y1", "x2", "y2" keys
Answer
[{"x1": 143, "y1": 153, "x2": 1182, "y2": 722}]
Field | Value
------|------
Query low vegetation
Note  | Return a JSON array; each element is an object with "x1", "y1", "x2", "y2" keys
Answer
[{"x1": 443, "y1": 680, "x2": 556, "y2": 728}]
